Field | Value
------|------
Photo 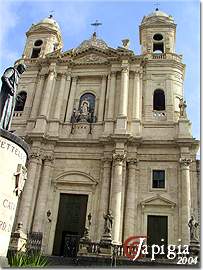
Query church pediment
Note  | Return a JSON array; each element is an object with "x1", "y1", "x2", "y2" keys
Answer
[
  {"x1": 73, "y1": 53, "x2": 109, "y2": 64},
  {"x1": 140, "y1": 194, "x2": 176, "y2": 208},
  {"x1": 54, "y1": 171, "x2": 98, "y2": 186}
]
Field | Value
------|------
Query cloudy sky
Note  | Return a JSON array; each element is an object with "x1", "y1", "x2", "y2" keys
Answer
[{"x1": 0, "y1": 0, "x2": 200, "y2": 142}]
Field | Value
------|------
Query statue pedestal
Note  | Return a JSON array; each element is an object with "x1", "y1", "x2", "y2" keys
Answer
[
  {"x1": 9, "y1": 223, "x2": 27, "y2": 252},
  {"x1": 189, "y1": 240, "x2": 200, "y2": 257},
  {"x1": 99, "y1": 233, "x2": 113, "y2": 256},
  {"x1": 0, "y1": 129, "x2": 29, "y2": 266},
  {"x1": 178, "y1": 118, "x2": 192, "y2": 138},
  {"x1": 78, "y1": 237, "x2": 91, "y2": 256}
]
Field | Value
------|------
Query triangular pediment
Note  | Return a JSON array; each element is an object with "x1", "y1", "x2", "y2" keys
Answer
[
  {"x1": 141, "y1": 194, "x2": 176, "y2": 208},
  {"x1": 74, "y1": 52, "x2": 109, "y2": 64},
  {"x1": 62, "y1": 47, "x2": 120, "y2": 64}
]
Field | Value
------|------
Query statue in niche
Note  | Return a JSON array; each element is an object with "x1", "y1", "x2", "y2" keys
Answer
[
  {"x1": 188, "y1": 215, "x2": 199, "y2": 242},
  {"x1": 78, "y1": 97, "x2": 90, "y2": 122},
  {"x1": 0, "y1": 63, "x2": 26, "y2": 130}
]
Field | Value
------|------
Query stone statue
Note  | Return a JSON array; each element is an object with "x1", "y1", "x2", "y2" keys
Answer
[
  {"x1": 80, "y1": 98, "x2": 89, "y2": 116},
  {"x1": 179, "y1": 98, "x2": 187, "y2": 118},
  {"x1": 103, "y1": 210, "x2": 114, "y2": 235},
  {"x1": 188, "y1": 215, "x2": 199, "y2": 241},
  {"x1": 0, "y1": 63, "x2": 26, "y2": 130}
]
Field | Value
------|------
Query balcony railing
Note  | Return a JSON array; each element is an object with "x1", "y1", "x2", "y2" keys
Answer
[
  {"x1": 153, "y1": 111, "x2": 167, "y2": 120},
  {"x1": 13, "y1": 111, "x2": 23, "y2": 117},
  {"x1": 145, "y1": 53, "x2": 182, "y2": 62}
]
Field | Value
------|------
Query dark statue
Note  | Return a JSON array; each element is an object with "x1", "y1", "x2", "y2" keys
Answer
[
  {"x1": 188, "y1": 215, "x2": 199, "y2": 242},
  {"x1": 0, "y1": 63, "x2": 26, "y2": 130}
]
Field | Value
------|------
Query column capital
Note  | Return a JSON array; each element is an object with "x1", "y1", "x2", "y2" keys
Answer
[
  {"x1": 58, "y1": 72, "x2": 67, "y2": 78},
  {"x1": 29, "y1": 151, "x2": 42, "y2": 162},
  {"x1": 102, "y1": 157, "x2": 112, "y2": 167},
  {"x1": 43, "y1": 153, "x2": 54, "y2": 163},
  {"x1": 110, "y1": 71, "x2": 117, "y2": 76},
  {"x1": 121, "y1": 66, "x2": 129, "y2": 73},
  {"x1": 101, "y1": 74, "x2": 107, "y2": 80},
  {"x1": 127, "y1": 158, "x2": 137, "y2": 168},
  {"x1": 113, "y1": 153, "x2": 126, "y2": 164},
  {"x1": 48, "y1": 63, "x2": 56, "y2": 74},
  {"x1": 66, "y1": 71, "x2": 71, "y2": 81},
  {"x1": 179, "y1": 158, "x2": 192, "y2": 168},
  {"x1": 72, "y1": 76, "x2": 78, "y2": 82},
  {"x1": 38, "y1": 72, "x2": 46, "y2": 78}
]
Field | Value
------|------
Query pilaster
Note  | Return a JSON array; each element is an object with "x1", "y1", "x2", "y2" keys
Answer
[
  {"x1": 179, "y1": 157, "x2": 192, "y2": 245},
  {"x1": 115, "y1": 62, "x2": 129, "y2": 134},
  {"x1": 65, "y1": 76, "x2": 78, "y2": 122},
  {"x1": 124, "y1": 158, "x2": 138, "y2": 240},
  {"x1": 16, "y1": 151, "x2": 42, "y2": 233},
  {"x1": 32, "y1": 153, "x2": 54, "y2": 234},
  {"x1": 110, "y1": 152, "x2": 126, "y2": 244}
]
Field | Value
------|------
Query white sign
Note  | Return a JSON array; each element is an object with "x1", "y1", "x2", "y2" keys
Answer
[{"x1": 0, "y1": 136, "x2": 27, "y2": 257}]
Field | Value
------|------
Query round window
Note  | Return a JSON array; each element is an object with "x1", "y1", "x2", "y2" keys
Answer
[
  {"x1": 153, "y1": 34, "x2": 163, "y2": 41},
  {"x1": 34, "y1": 40, "x2": 43, "y2": 46}
]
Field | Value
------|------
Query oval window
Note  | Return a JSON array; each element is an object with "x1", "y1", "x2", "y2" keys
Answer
[
  {"x1": 153, "y1": 34, "x2": 163, "y2": 41},
  {"x1": 34, "y1": 40, "x2": 43, "y2": 46}
]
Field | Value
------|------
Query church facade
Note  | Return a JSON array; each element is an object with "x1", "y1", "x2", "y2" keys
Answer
[{"x1": 11, "y1": 9, "x2": 199, "y2": 256}]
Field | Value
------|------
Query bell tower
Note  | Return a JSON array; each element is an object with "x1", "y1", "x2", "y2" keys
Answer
[
  {"x1": 139, "y1": 8, "x2": 176, "y2": 54},
  {"x1": 22, "y1": 15, "x2": 63, "y2": 59}
]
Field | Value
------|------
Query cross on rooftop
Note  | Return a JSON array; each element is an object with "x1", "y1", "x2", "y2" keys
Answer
[
  {"x1": 91, "y1": 20, "x2": 102, "y2": 35},
  {"x1": 49, "y1": 10, "x2": 55, "y2": 18},
  {"x1": 154, "y1": 1, "x2": 160, "y2": 11}
]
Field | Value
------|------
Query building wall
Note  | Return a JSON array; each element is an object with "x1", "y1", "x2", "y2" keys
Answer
[{"x1": 11, "y1": 12, "x2": 199, "y2": 254}]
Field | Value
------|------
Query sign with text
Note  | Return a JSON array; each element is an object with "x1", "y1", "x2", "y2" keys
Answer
[{"x1": 0, "y1": 136, "x2": 27, "y2": 257}]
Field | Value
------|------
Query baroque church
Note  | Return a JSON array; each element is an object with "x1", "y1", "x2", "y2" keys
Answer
[{"x1": 11, "y1": 8, "x2": 199, "y2": 258}]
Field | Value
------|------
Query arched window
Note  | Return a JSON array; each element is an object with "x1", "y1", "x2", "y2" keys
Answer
[
  {"x1": 77, "y1": 93, "x2": 96, "y2": 123},
  {"x1": 153, "y1": 89, "x2": 165, "y2": 111},
  {"x1": 31, "y1": 39, "x2": 43, "y2": 58},
  {"x1": 14, "y1": 91, "x2": 27, "y2": 111},
  {"x1": 153, "y1": 33, "x2": 164, "y2": 53}
]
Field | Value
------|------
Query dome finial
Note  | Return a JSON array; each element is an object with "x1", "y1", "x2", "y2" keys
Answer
[
  {"x1": 48, "y1": 10, "x2": 55, "y2": 19},
  {"x1": 154, "y1": 1, "x2": 160, "y2": 11}
]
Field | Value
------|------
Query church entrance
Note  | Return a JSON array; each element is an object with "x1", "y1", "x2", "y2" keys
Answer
[
  {"x1": 52, "y1": 193, "x2": 88, "y2": 257},
  {"x1": 147, "y1": 215, "x2": 168, "y2": 258}
]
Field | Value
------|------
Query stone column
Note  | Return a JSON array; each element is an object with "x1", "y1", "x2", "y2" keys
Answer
[
  {"x1": 110, "y1": 153, "x2": 126, "y2": 244},
  {"x1": 97, "y1": 158, "x2": 112, "y2": 239},
  {"x1": 65, "y1": 76, "x2": 77, "y2": 122},
  {"x1": 180, "y1": 158, "x2": 192, "y2": 245},
  {"x1": 98, "y1": 75, "x2": 107, "y2": 122},
  {"x1": 32, "y1": 154, "x2": 54, "y2": 233},
  {"x1": 107, "y1": 72, "x2": 116, "y2": 120},
  {"x1": 124, "y1": 158, "x2": 137, "y2": 240},
  {"x1": 17, "y1": 152, "x2": 42, "y2": 232},
  {"x1": 39, "y1": 64, "x2": 56, "y2": 117},
  {"x1": 118, "y1": 65, "x2": 129, "y2": 117},
  {"x1": 115, "y1": 63, "x2": 129, "y2": 133},
  {"x1": 30, "y1": 74, "x2": 45, "y2": 118},
  {"x1": 132, "y1": 72, "x2": 140, "y2": 120},
  {"x1": 104, "y1": 74, "x2": 111, "y2": 120},
  {"x1": 53, "y1": 72, "x2": 67, "y2": 120}
]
